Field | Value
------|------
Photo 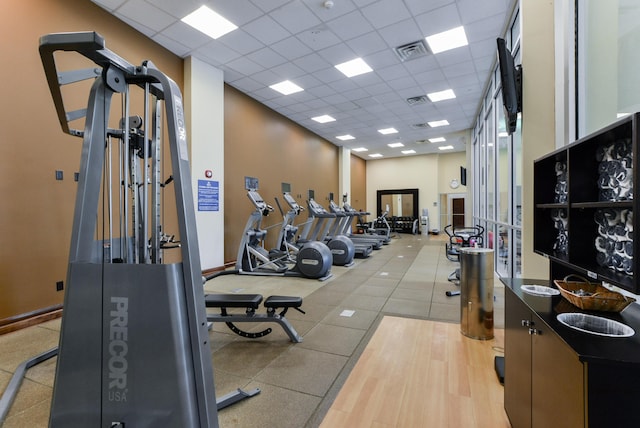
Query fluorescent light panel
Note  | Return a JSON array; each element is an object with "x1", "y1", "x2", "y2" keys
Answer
[
  {"x1": 388, "y1": 142, "x2": 404, "y2": 148},
  {"x1": 427, "y1": 89, "x2": 456, "y2": 102},
  {"x1": 336, "y1": 134, "x2": 355, "y2": 141},
  {"x1": 335, "y1": 58, "x2": 373, "y2": 77},
  {"x1": 181, "y1": 6, "x2": 238, "y2": 40},
  {"x1": 402, "y1": 149, "x2": 416, "y2": 154},
  {"x1": 312, "y1": 115, "x2": 335, "y2": 123},
  {"x1": 369, "y1": 153, "x2": 383, "y2": 158},
  {"x1": 438, "y1": 145, "x2": 454, "y2": 150},
  {"x1": 378, "y1": 127, "x2": 398, "y2": 135},
  {"x1": 429, "y1": 137, "x2": 446, "y2": 143},
  {"x1": 352, "y1": 147, "x2": 368, "y2": 152},
  {"x1": 269, "y1": 80, "x2": 303, "y2": 95},
  {"x1": 428, "y1": 120, "x2": 449, "y2": 128},
  {"x1": 425, "y1": 26, "x2": 468, "y2": 54}
]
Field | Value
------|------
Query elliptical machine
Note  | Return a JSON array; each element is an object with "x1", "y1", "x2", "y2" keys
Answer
[
  {"x1": 274, "y1": 187, "x2": 346, "y2": 267},
  {"x1": 236, "y1": 178, "x2": 332, "y2": 279},
  {"x1": 300, "y1": 190, "x2": 358, "y2": 265}
]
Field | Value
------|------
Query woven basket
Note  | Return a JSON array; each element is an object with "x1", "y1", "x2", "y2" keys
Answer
[{"x1": 554, "y1": 274, "x2": 636, "y2": 312}]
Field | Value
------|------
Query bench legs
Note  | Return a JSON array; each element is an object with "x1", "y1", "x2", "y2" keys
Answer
[{"x1": 206, "y1": 311, "x2": 303, "y2": 343}]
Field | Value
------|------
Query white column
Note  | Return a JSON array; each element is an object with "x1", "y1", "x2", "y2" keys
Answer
[
  {"x1": 184, "y1": 56, "x2": 224, "y2": 269},
  {"x1": 338, "y1": 147, "x2": 351, "y2": 204}
]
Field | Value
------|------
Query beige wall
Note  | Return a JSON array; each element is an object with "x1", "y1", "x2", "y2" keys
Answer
[
  {"x1": 365, "y1": 152, "x2": 468, "y2": 231},
  {"x1": 223, "y1": 86, "x2": 341, "y2": 262},
  {"x1": 520, "y1": 0, "x2": 555, "y2": 277},
  {"x1": 0, "y1": 0, "x2": 184, "y2": 323}
]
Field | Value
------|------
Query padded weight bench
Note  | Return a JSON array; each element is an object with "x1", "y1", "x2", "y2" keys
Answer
[{"x1": 205, "y1": 294, "x2": 305, "y2": 343}]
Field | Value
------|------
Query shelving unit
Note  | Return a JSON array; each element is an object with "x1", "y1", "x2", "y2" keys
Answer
[{"x1": 534, "y1": 113, "x2": 639, "y2": 293}]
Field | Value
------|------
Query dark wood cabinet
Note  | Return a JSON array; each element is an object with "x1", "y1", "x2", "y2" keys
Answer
[
  {"x1": 515, "y1": 115, "x2": 640, "y2": 427},
  {"x1": 504, "y1": 281, "x2": 640, "y2": 428},
  {"x1": 534, "y1": 114, "x2": 639, "y2": 293},
  {"x1": 505, "y1": 287, "x2": 584, "y2": 428}
]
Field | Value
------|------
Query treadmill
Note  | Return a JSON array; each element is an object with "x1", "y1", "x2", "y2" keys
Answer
[
  {"x1": 328, "y1": 200, "x2": 384, "y2": 250},
  {"x1": 329, "y1": 199, "x2": 382, "y2": 250},
  {"x1": 343, "y1": 202, "x2": 390, "y2": 244}
]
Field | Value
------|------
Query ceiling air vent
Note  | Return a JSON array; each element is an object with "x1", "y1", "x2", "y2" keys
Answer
[
  {"x1": 411, "y1": 123, "x2": 431, "y2": 129},
  {"x1": 394, "y1": 40, "x2": 429, "y2": 62},
  {"x1": 406, "y1": 95, "x2": 428, "y2": 106}
]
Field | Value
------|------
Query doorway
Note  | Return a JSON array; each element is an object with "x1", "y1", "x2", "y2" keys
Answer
[
  {"x1": 452, "y1": 197, "x2": 465, "y2": 228},
  {"x1": 440, "y1": 193, "x2": 466, "y2": 229}
]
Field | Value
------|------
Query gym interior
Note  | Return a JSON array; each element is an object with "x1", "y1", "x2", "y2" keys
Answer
[{"x1": 2, "y1": 1, "x2": 639, "y2": 427}]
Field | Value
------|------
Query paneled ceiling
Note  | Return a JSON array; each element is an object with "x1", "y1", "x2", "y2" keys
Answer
[{"x1": 91, "y1": 0, "x2": 515, "y2": 159}]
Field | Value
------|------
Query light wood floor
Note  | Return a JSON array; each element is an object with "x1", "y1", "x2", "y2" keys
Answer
[{"x1": 319, "y1": 316, "x2": 511, "y2": 428}]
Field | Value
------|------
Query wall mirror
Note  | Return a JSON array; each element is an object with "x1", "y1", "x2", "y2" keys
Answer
[{"x1": 376, "y1": 189, "x2": 419, "y2": 218}]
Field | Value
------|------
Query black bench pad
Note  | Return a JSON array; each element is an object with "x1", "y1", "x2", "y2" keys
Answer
[
  {"x1": 263, "y1": 295, "x2": 302, "y2": 308},
  {"x1": 205, "y1": 294, "x2": 263, "y2": 309}
]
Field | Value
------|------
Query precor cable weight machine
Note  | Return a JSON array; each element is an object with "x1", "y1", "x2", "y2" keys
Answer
[{"x1": 39, "y1": 31, "x2": 223, "y2": 427}]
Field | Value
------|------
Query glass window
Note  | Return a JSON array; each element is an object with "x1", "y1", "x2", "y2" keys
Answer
[
  {"x1": 514, "y1": 228, "x2": 522, "y2": 276},
  {"x1": 510, "y1": 10, "x2": 520, "y2": 47},
  {"x1": 496, "y1": 94, "x2": 510, "y2": 225},
  {"x1": 496, "y1": 225, "x2": 510, "y2": 278},
  {"x1": 513, "y1": 114, "x2": 522, "y2": 226},
  {"x1": 577, "y1": 0, "x2": 640, "y2": 136},
  {"x1": 472, "y1": 4, "x2": 521, "y2": 278},
  {"x1": 486, "y1": 105, "x2": 495, "y2": 221},
  {"x1": 477, "y1": 126, "x2": 486, "y2": 219}
]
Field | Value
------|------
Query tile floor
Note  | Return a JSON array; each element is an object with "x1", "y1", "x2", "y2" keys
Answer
[{"x1": 0, "y1": 233, "x2": 505, "y2": 427}]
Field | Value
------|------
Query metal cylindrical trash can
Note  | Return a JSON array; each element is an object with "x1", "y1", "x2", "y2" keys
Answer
[{"x1": 459, "y1": 247, "x2": 494, "y2": 340}]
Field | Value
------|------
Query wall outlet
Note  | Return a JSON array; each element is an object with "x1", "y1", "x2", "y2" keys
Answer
[{"x1": 56, "y1": 280, "x2": 64, "y2": 291}]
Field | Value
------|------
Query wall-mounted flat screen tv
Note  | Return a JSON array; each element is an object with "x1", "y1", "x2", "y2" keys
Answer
[{"x1": 496, "y1": 37, "x2": 522, "y2": 135}]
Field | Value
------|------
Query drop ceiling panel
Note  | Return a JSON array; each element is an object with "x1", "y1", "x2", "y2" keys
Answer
[
  {"x1": 360, "y1": 0, "x2": 413, "y2": 29},
  {"x1": 243, "y1": 15, "x2": 292, "y2": 46},
  {"x1": 116, "y1": 0, "x2": 175, "y2": 31},
  {"x1": 414, "y1": 3, "x2": 462, "y2": 36},
  {"x1": 91, "y1": 0, "x2": 516, "y2": 159},
  {"x1": 269, "y1": 1, "x2": 323, "y2": 34}
]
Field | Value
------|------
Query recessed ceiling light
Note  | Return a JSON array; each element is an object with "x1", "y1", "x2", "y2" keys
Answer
[
  {"x1": 337, "y1": 134, "x2": 355, "y2": 141},
  {"x1": 181, "y1": 6, "x2": 238, "y2": 40},
  {"x1": 402, "y1": 149, "x2": 416, "y2": 154},
  {"x1": 427, "y1": 89, "x2": 456, "y2": 102},
  {"x1": 425, "y1": 26, "x2": 468, "y2": 54},
  {"x1": 438, "y1": 145, "x2": 454, "y2": 151},
  {"x1": 378, "y1": 127, "x2": 398, "y2": 135},
  {"x1": 369, "y1": 153, "x2": 383, "y2": 158},
  {"x1": 335, "y1": 58, "x2": 373, "y2": 78},
  {"x1": 269, "y1": 80, "x2": 304, "y2": 95},
  {"x1": 312, "y1": 115, "x2": 336, "y2": 123},
  {"x1": 388, "y1": 142, "x2": 404, "y2": 148},
  {"x1": 428, "y1": 120, "x2": 449, "y2": 128},
  {"x1": 352, "y1": 147, "x2": 368, "y2": 152},
  {"x1": 429, "y1": 137, "x2": 446, "y2": 143}
]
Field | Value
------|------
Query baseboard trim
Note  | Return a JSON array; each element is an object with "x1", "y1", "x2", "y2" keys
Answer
[{"x1": 0, "y1": 306, "x2": 63, "y2": 335}]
